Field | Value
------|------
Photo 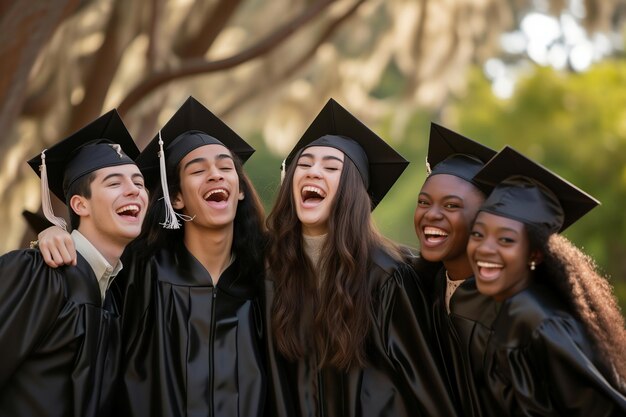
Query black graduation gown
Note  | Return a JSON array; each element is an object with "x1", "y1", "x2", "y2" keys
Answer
[
  {"x1": 265, "y1": 249, "x2": 458, "y2": 417},
  {"x1": 483, "y1": 280, "x2": 626, "y2": 416},
  {"x1": 431, "y1": 268, "x2": 500, "y2": 417},
  {"x1": 0, "y1": 249, "x2": 121, "y2": 417},
  {"x1": 113, "y1": 245, "x2": 266, "y2": 417}
]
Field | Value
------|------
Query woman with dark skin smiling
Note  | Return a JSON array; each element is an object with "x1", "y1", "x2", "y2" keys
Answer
[
  {"x1": 265, "y1": 99, "x2": 457, "y2": 417},
  {"x1": 467, "y1": 146, "x2": 626, "y2": 416},
  {"x1": 412, "y1": 123, "x2": 499, "y2": 417}
]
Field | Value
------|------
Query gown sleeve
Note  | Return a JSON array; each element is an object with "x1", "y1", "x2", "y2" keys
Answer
[
  {"x1": 108, "y1": 251, "x2": 155, "y2": 416},
  {"x1": 0, "y1": 250, "x2": 66, "y2": 388},
  {"x1": 262, "y1": 278, "x2": 296, "y2": 417},
  {"x1": 505, "y1": 316, "x2": 626, "y2": 416},
  {"x1": 373, "y1": 261, "x2": 459, "y2": 417},
  {"x1": 111, "y1": 250, "x2": 152, "y2": 354}
]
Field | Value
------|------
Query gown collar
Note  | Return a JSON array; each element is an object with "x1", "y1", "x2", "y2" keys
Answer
[
  {"x1": 72, "y1": 230, "x2": 122, "y2": 302},
  {"x1": 159, "y1": 244, "x2": 258, "y2": 299}
]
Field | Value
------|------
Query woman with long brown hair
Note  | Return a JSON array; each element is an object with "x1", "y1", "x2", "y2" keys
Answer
[
  {"x1": 467, "y1": 146, "x2": 626, "y2": 416},
  {"x1": 264, "y1": 99, "x2": 457, "y2": 417}
]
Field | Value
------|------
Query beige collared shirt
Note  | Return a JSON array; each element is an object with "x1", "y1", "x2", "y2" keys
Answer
[{"x1": 71, "y1": 230, "x2": 123, "y2": 303}]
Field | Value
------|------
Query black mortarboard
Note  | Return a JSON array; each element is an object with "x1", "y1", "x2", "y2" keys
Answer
[
  {"x1": 136, "y1": 96, "x2": 255, "y2": 229},
  {"x1": 426, "y1": 123, "x2": 497, "y2": 188},
  {"x1": 26, "y1": 110, "x2": 138, "y2": 230},
  {"x1": 283, "y1": 98, "x2": 408, "y2": 209},
  {"x1": 473, "y1": 146, "x2": 600, "y2": 233},
  {"x1": 137, "y1": 96, "x2": 255, "y2": 191},
  {"x1": 22, "y1": 210, "x2": 53, "y2": 235}
]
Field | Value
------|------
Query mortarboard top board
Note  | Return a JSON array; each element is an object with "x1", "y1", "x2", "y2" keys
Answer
[
  {"x1": 136, "y1": 96, "x2": 255, "y2": 191},
  {"x1": 426, "y1": 123, "x2": 497, "y2": 187},
  {"x1": 26, "y1": 110, "x2": 138, "y2": 230},
  {"x1": 283, "y1": 98, "x2": 409, "y2": 209},
  {"x1": 473, "y1": 146, "x2": 600, "y2": 233},
  {"x1": 22, "y1": 210, "x2": 53, "y2": 235},
  {"x1": 27, "y1": 109, "x2": 138, "y2": 203}
]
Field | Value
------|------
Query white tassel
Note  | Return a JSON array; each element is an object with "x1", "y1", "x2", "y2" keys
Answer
[
  {"x1": 158, "y1": 131, "x2": 181, "y2": 229},
  {"x1": 39, "y1": 150, "x2": 67, "y2": 231},
  {"x1": 425, "y1": 157, "x2": 432, "y2": 176},
  {"x1": 280, "y1": 159, "x2": 286, "y2": 184}
]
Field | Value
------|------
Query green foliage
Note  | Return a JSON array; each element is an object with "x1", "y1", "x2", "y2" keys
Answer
[
  {"x1": 242, "y1": 131, "x2": 283, "y2": 214},
  {"x1": 371, "y1": 110, "x2": 435, "y2": 250},
  {"x1": 447, "y1": 61, "x2": 626, "y2": 310},
  {"x1": 371, "y1": 60, "x2": 407, "y2": 99}
]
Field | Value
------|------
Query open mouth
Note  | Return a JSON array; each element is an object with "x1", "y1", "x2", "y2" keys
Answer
[
  {"x1": 116, "y1": 204, "x2": 140, "y2": 219},
  {"x1": 423, "y1": 226, "x2": 448, "y2": 243},
  {"x1": 204, "y1": 188, "x2": 229, "y2": 203},
  {"x1": 475, "y1": 260, "x2": 503, "y2": 281},
  {"x1": 301, "y1": 186, "x2": 326, "y2": 204}
]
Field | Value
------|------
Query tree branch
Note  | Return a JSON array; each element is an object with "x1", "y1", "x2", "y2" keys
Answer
[
  {"x1": 403, "y1": 0, "x2": 429, "y2": 98},
  {"x1": 146, "y1": 0, "x2": 163, "y2": 70},
  {"x1": 173, "y1": 0, "x2": 245, "y2": 59},
  {"x1": 68, "y1": 0, "x2": 143, "y2": 131},
  {"x1": 0, "y1": 0, "x2": 81, "y2": 149},
  {"x1": 221, "y1": 0, "x2": 366, "y2": 117},
  {"x1": 117, "y1": 0, "x2": 337, "y2": 116}
]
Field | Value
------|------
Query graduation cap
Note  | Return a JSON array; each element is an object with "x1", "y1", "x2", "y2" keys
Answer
[
  {"x1": 283, "y1": 98, "x2": 408, "y2": 209},
  {"x1": 426, "y1": 123, "x2": 497, "y2": 188},
  {"x1": 136, "y1": 96, "x2": 255, "y2": 229},
  {"x1": 26, "y1": 110, "x2": 138, "y2": 231},
  {"x1": 22, "y1": 210, "x2": 53, "y2": 235},
  {"x1": 473, "y1": 146, "x2": 600, "y2": 233}
]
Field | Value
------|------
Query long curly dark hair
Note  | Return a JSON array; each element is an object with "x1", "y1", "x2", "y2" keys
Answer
[
  {"x1": 527, "y1": 225, "x2": 626, "y2": 393},
  {"x1": 267, "y1": 150, "x2": 402, "y2": 370},
  {"x1": 130, "y1": 150, "x2": 267, "y2": 278}
]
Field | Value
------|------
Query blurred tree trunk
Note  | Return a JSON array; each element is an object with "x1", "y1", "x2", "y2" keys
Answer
[{"x1": 0, "y1": 0, "x2": 81, "y2": 151}]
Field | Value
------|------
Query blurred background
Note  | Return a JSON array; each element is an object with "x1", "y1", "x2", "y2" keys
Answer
[{"x1": 1, "y1": 0, "x2": 625, "y2": 309}]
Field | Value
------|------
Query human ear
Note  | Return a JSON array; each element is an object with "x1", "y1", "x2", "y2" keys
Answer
[
  {"x1": 69, "y1": 195, "x2": 89, "y2": 217},
  {"x1": 238, "y1": 191, "x2": 244, "y2": 201},
  {"x1": 528, "y1": 250, "x2": 544, "y2": 269},
  {"x1": 172, "y1": 193, "x2": 185, "y2": 210}
]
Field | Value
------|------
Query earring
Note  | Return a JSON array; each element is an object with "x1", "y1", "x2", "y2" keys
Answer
[{"x1": 530, "y1": 261, "x2": 536, "y2": 271}]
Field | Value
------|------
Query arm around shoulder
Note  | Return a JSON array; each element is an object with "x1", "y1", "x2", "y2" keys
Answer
[{"x1": 38, "y1": 226, "x2": 76, "y2": 267}]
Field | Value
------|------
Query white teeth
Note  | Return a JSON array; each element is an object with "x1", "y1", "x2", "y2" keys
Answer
[
  {"x1": 116, "y1": 204, "x2": 139, "y2": 214},
  {"x1": 424, "y1": 226, "x2": 448, "y2": 236},
  {"x1": 477, "y1": 261, "x2": 503, "y2": 268},
  {"x1": 203, "y1": 188, "x2": 229, "y2": 199},
  {"x1": 302, "y1": 186, "x2": 326, "y2": 197}
]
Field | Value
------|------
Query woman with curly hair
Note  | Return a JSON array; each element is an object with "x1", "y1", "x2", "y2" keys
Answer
[
  {"x1": 264, "y1": 99, "x2": 457, "y2": 417},
  {"x1": 467, "y1": 146, "x2": 626, "y2": 416}
]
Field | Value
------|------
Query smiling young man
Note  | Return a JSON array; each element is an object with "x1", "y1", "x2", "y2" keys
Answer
[
  {"x1": 32, "y1": 98, "x2": 268, "y2": 417},
  {"x1": 0, "y1": 110, "x2": 147, "y2": 417},
  {"x1": 109, "y1": 97, "x2": 267, "y2": 417}
]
